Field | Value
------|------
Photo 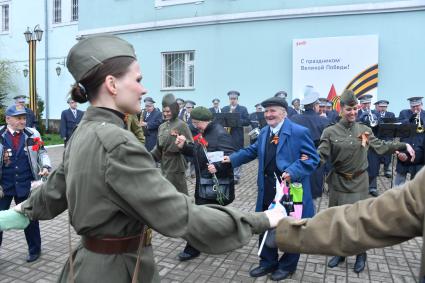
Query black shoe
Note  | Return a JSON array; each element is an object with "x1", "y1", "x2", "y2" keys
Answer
[
  {"x1": 369, "y1": 189, "x2": 379, "y2": 197},
  {"x1": 384, "y1": 171, "x2": 392, "y2": 178},
  {"x1": 26, "y1": 253, "x2": 40, "y2": 263},
  {"x1": 328, "y1": 256, "x2": 345, "y2": 268},
  {"x1": 270, "y1": 269, "x2": 294, "y2": 281},
  {"x1": 249, "y1": 265, "x2": 276, "y2": 278},
  {"x1": 178, "y1": 251, "x2": 200, "y2": 261},
  {"x1": 354, "y1": 253, "x2": 367, "y2": 273}
]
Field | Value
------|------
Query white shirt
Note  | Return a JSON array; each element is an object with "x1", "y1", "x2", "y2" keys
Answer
[{"x1": 270, "y1": 120, "x2": 284, "y2": 136}]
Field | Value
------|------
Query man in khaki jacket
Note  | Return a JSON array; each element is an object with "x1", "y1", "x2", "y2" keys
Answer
[{"x1": 274, "y1": 166, "x2": 425, "y2": 282}]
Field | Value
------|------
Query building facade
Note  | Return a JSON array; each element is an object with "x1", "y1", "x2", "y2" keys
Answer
[{"x1": 1, "y1": 0, "x2": 425, "y2": 126}]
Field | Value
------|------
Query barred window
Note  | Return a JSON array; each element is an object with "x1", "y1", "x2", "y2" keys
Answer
[
  {"x1": 71, "y1": 0, "x2": 78, "y2": 21},
  {"x1": 1, "y1": 4, "x2": 9, "y2": 32},
  {"x1": 162, "y1": 51, "x2": 195, "y2": 89},
  {"x1": 53, "y1": 0, "x2": 61, "y2": 23}
]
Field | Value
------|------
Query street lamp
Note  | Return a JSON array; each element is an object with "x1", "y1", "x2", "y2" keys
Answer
[
  {"x1": 23, "y1": 24, "x2": 43, "y2": 117},
  {"x1": 23, "y1": 65, "x2": 29, "y2": 78},
  {"x1": 56, "y1": 58, "x2": 66, "y2": 76}
]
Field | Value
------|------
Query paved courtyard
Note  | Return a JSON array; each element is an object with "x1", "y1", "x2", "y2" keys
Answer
[{"x1": 0, "y1": 145, "x2": 421, "y2": 282}]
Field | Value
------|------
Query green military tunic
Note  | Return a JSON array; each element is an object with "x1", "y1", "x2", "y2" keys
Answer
[
  {"x1": 21, "y1": 107, "x2": 270, "y2": 283},
  {"x1": 127, "y1": 114, "x2": 145, "y2": 144},
  {"x1": 151, "y1": 118, "x2": 193, "y2": 195},
  {"x1": 276, "y1": 167, "x2": 425, "y2": 282},
  {"x1": 318, "y1": 118, "x2": 406, "y2": 206}
]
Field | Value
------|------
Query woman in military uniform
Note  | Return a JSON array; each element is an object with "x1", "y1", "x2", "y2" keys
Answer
[
  {"x1": 1, "y1": 35, "x2": 284, "y2": 283},
  {"x1": 150, "y1": 93, "x2": 193, "y2": 195},
  {"x1": 318, "y1": 89, "x2": 415, "y2": 273}
]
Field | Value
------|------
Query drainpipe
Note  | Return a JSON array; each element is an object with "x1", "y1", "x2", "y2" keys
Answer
[{"x1": 44, "y1": 0, "x2": 49, "y2": 130}]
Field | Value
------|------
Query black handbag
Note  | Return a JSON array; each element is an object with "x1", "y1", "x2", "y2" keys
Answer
[{"x1": 199, "y1": 177, "x2": 232, "y2": 205}]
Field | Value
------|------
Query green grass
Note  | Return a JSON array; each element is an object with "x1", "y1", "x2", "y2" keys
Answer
[{"x1": 41, "y1": 134, "x2": 64, "y2": 146}]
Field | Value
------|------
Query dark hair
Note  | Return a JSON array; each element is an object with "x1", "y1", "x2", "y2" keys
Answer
[{"x1": 70, "y1": 56, "x2": 136, "y2": 103}]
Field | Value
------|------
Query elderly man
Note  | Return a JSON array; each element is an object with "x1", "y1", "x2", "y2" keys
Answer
[
  {"x1": 291, "y1": 98, "x2": 301, "y2": 114},
  {"x1": 59, "y1": 98, "x2": 84, "y2": 146},
  {"x1": 223, "y1": 97, "x2": 319, "y2": 281},
  {"x1": 0, "y1": 104, "x2": 51, "y2": 262},
  {"x1": 141, "y1": 97, "x2": 163, "y2": 151},
  {"x1": 13, "y1": 95, "x2": 37, "y2": 128}
]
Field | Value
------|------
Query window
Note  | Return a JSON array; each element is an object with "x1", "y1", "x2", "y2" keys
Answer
[
  {"x1": 162, "y1": 51, "x2": 195, "y2": 89},
  {"x1": 71, "y1": 0, "x2": 78, "y2": 21},
  {"x1": 1, "y1": 4, "x2": 9, "y2": 32},
  {"x1": 53, "y1": 0, "x2": 61, "y2": 23},
  {"x1": 155, "y1": 0, "x2": 204, "y2": 8}
]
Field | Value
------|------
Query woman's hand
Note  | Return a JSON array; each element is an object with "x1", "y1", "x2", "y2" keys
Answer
[
  {"x1": 207, "y1": 164, "x2": 217, "y2": 174},
  {"x1": 222, "y1": 156, "x2": 231, "y2": 163},
  {"x1": 405, "y1": 144, "x2": 416, "y2": 162},
  {"x1": 175, "y1": 135, "x2": 186, "y2": 149}
]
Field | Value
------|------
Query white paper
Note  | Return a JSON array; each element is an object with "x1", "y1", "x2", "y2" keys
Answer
[{"x1": 206, "y1": 151, "x2": 224, "y2": 163}]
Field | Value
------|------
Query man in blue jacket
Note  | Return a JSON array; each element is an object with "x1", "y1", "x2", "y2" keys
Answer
[
  {"x1": 59, "y1": 98, "x2": 84, "y2": 146},
  {"x1": 223, "y1": 97, "x2": 319, "y2": 281},
  {"x1": 0, "y1": 104, "x2": 51, "y2": 262},
  {"x1": 141, "y1": 97, "x2": 163, "y2": 151}
]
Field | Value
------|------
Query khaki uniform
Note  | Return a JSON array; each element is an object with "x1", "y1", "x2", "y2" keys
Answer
[
  {"x1": 151, "y1": 118, "x2": 193, "y2": 195},
  {"x1": 127, "y1": 114, "x2": 145, "y2": 144},
  {"x1": 276, "y1": 166, "x2": 425, "y2": 282},
  {"x1": 318, "y1": 119, "x2": 406, "y2": 206},
  {"x1": 21, "y1": 107, "x2": 269, "y2": 283}
]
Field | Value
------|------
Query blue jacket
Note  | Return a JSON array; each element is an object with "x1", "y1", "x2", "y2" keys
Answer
[
  {"x1": 230, "y1": 119, "x2": 319, "y2": 214},
  {"x1": 143, "y1": 108, "x2": 163, "y2": 151},
  {"x1": 59, "y1": 108, "x2": 84, "y2": 140},
  {"x1": 0, "y1": 126, "x2": 51, "y2": 196}
]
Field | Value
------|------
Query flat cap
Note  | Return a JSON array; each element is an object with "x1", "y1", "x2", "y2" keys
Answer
[
  {"x1": 359, "y1": 94, "x2": 373, "y2": 104},
  {"x1": 6, "y1": 104, "x2": 27, "y2": 117},
  {"x1": 67, "y1": 35, "x2": 136, "y2": 82},
  {"x1": 261, "y1": 97, "x2": 288, "y2": 110},
  {"x1": 274, "y1": 91, "x2": 288, "y2": 98},
  {"x1": 212, "y1": 98, "x2": 220, "y2": 103},
  {"x1": 144, "y1": 97, "x2": 156, "y2": 104},
  {"x1": 408, "y1": 96, "x2": 423, "y2": 106},
  {"x1": 340, "y1": 89, "x2": 358, "y2": 106},
  {"x1": 191, "y1": 106, "x2": 213, "y2": 121}
]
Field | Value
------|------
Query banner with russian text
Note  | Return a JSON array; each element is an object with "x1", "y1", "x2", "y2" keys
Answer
[{"x1": 292, "y1": 35, "x2": 378, "y2": 108}]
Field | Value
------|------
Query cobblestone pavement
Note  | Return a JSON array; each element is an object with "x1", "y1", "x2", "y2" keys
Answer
[{"x1": 0, "y1": 146, "x2": 421, "y2": 282}]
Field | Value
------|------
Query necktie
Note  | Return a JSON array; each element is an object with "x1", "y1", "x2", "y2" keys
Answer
[{"x1": 72, "y1": 110, "x2": 77, "y2": 118}]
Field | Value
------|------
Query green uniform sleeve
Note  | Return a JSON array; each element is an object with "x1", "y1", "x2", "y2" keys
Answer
[
  {"x1": 21, "y1": 162, "x2": 68, "y2": 220},
  {"x1": 318, "y1": 129, "x2": 331, "y2": 166},
  {"x1": 105, "y1": 139, "x2": 269, "y2": 254},
  {"x1": 128, "y1": 115, "x2": 145, "y2": 144},
  {"x1": 276, "y1": 167, "x2": 425, "y2": 256},
  {"x1": 368, "y1": 130, "x2": 406, "y2": 155}
]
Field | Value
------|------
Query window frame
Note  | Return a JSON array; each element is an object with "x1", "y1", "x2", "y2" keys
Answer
[
  {"x1": 53, "y1": 0, "x2": 62, "y2": 24},
  {"x1": 71, "y1": 0, "x2": 78, "y2": 22},
  {"x1": 161, "y1": 50, "x2": 195, "y2": 91},
  {"x1": 0, "y1": 2, "x2": 9, "y2": 33},
  {"x1": 155, "y1": 0, "x2": 204, "y2": 8}
]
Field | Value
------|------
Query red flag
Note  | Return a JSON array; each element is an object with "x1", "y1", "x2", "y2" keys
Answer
[{"x1": 327, "y1": 84, "x2": 340, "y2": 112}]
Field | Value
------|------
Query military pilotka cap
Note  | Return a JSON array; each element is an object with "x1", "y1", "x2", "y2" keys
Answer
[
  {"x1": 261, "y1": 97, "x2": 288, "y2": 110},
  {"x1": 191, "y1": 106, "x2": 213, "y2": 121},
  {"x1": 13, "y1": 95, "x2": 27, "y2": 103},
  {"x1": 340, "y1": 89, "x2": 358, "y2": 106},
  {"x1": 6, "y1": 104, "x2": 27, "y2": 116},
  {"x1": 359, "y1": 94, "x2": 373, "y2": 104},
  {"x1": 67, "y1": 35, "x2": 136, "y2": 82},
  {"x1": 408, "y1": 96, "x2": 423, "y2": 106}
]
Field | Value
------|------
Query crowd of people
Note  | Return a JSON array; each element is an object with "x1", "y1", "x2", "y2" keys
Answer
[{"x1": 0, "y1": 34, "x2": 424, "y2": 283}]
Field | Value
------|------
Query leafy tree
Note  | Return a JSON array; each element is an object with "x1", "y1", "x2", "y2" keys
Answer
[{"x1": 0, "y1": 60, "x2": 17, "y2": 124}]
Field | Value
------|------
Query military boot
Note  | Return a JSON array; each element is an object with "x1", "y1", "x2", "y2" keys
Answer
[
  {"x1": 328, "y1": 256, "x2": 345, "y2": 268},
  {"x1": 354, "y1": 253, "x2": 367, "y2": 273}
]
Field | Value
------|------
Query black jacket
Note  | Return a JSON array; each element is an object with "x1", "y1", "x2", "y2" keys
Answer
[{"x1": 182, "y1": 121, "x2": 236, "y2": 205}]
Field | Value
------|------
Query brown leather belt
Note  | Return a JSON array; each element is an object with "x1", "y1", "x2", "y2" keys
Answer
[
  {"x1": 336, "y1": 170, "x2": 366, "y2": 181},
  {"x1": 82, "y1": 228, "x2": 152, "y2": 254}
]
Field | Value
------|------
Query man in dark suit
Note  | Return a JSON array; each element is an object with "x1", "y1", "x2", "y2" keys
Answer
[
  {"x1": 209, "y1": 98, "x2": 221, "y2": 114},
  {"x1": 176, "y1": 98, "x2": 186, "y2": 120},
  {"x1": 141, "y1": 97, "x2": 163, "y2": 151},
  {"x1": 221, "y1": 91, "x2": 250, "y2": 183},
  {"x1": 59, "y1": 98, "x2": 84, "y2": 146},
  {"x1": 224, "y1": 97, "x2": 319, "y2": 281},
  {"x1": 13, "y1": 95, "x2": 37, "y2": 128},
  {"x1": 395, "y1": 97, "x2": 425, "y2": 186},
  {"x1": 291, "y1": 90, "x2": 329, "y2": 199}
]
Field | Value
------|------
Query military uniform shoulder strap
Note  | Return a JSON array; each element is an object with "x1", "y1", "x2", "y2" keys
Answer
[{"x1": 94, "y1": 122, "x2": 130, "y2": 152}]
